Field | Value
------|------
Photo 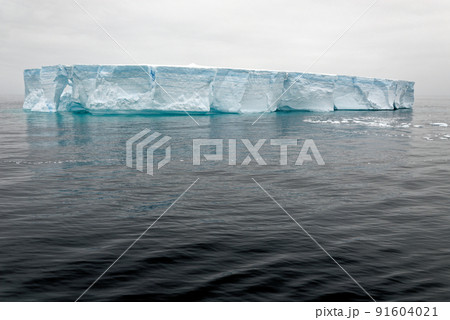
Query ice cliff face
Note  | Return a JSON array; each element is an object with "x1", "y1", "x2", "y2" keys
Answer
[{"x1": 23, "y1": 65, "x2": 415, "y2": 113}]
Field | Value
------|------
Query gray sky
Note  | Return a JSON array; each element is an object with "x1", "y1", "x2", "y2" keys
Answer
[{"x1": 1, "y1": 0, "x2": 449, "y2": 97}]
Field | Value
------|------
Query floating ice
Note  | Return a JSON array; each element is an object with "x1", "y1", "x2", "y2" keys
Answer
[
  {"x1": 23, "y1": 65, "x2": 415, "y2": 114},
  {"x1": 303, "y1": 116, "x2": 413, "y2": 128},
  {"x1": 430, "y1": 123, "x2": 448, "y2": 127}
]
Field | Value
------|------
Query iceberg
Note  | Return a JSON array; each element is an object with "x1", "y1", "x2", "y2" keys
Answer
[{"x1": 23, "y1": 65, "x2": 414, "y2": 114}]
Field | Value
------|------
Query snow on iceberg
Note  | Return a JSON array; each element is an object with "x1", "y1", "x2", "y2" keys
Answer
[{"x1": 23, "y1": 65, "x2": 414, "y2": 114}]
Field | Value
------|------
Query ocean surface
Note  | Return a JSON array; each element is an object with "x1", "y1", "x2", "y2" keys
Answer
[{"x1": 1, "y1": 96, "x2": 449, "y2": 302}]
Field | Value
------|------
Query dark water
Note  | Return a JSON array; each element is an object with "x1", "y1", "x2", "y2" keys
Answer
[{"x1": 1, "y1": 96, "x2": 449, "y2": 301}]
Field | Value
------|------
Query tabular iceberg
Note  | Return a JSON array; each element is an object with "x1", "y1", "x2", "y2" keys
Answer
[{"x1": 23, "y1": 65, "x2": 414, "y2": 114}]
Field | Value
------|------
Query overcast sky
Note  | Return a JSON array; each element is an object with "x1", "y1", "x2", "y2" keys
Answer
[{"x1": 1, "y1": 0, "x2": 449, "y2": 97}]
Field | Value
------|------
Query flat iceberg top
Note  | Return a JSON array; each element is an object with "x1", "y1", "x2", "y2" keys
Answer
[{"x1": 23, "y1": 64, "x2": 414, "y2": 113}]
